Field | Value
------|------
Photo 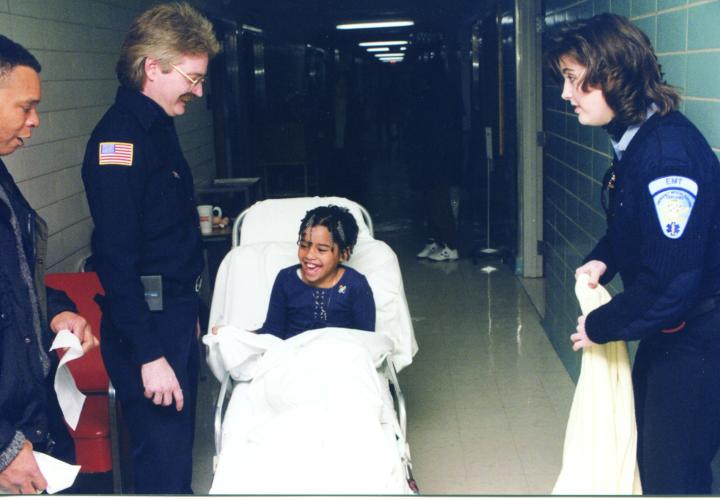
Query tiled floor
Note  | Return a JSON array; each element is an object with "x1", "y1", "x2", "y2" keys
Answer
[{"x1": 386, "y1": 234, "x2": 574, "y2": 495}]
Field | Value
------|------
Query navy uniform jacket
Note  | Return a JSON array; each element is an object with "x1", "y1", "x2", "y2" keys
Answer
[
  {"x1": 585, "y1": 111, "x2": 720, "y2": 344},
  {"x1": 81, "y1": 86, "x2": 203, "y2": 367},
  {"x1": 1, "y1": 159, "x2": 75, "y2": 469}
]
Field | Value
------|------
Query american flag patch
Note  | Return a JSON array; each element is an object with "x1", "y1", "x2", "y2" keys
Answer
[{"x1": 98, "y1": 142, "x2": 134, "y2": 166}]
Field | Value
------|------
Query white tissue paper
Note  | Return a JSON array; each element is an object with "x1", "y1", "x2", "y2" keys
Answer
[
  {"x1": 49, "y1": 329, "x2": 86, "y2": 431},
  {"x1": 33, "y1": 451, "x2": 81, "y2": 494}
]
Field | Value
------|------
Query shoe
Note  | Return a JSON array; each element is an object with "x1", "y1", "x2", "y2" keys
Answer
[
  {"x1": 428, "y1": 245, "x2": 459, "y2": 261},
  {"x1": 416, "y1": 241, "x2": 440, "y2": 258}
]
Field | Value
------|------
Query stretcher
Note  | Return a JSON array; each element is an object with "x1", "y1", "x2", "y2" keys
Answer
[{"x1": 203, "y1": 196, "x2": 419, "y2": 494}]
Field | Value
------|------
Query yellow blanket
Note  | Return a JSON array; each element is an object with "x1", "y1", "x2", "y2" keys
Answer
[{"x1": 552, "y1": 274, "x2": 642, "y2": 494}]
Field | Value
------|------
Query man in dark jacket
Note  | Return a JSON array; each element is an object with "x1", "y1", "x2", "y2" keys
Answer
[{"x1": 0, "y1": 35, "x2": 98, "y2": 495}]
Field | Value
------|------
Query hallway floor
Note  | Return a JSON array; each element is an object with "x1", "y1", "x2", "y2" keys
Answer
[{"x1": 385, "y1": 235, "x2": 574, "y2": 494}]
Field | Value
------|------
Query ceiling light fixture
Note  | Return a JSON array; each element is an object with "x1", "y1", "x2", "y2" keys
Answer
[
  {"x1": 338, "y1": 20, "x2": 414, "y2": 30},
  {"x1": 367, "y1": 47, "x2": 390, "y2": 52},
  {"x1": 374, "y1": 52, "x2": 404, "y2": 58},
  {"x1": 358, "y1": 40, "x2": 409, "y2": 47}
]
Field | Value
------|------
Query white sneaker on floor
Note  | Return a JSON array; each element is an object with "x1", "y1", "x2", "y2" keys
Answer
[
  {"x1": 428, "y1": 245, "x2": 459, "y2": 261},
  {"x1": 416, "y1": 241, "x2": 440, "y2": 258}
]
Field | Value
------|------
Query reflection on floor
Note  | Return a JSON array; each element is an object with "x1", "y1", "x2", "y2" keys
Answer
[{"x1": 390, "y1": 235, "x2": 573, "y2": 494}]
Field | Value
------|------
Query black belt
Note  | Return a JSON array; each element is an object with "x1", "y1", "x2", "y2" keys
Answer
[
  {"x1": 661, "y1": 295, "x2": 720, "y2": 333},
  {"x1": 163, "y1": 276, "x2": 202, "y2": 296}
]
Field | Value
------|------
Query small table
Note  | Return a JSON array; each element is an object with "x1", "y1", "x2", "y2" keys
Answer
[{"x1": 201, "y1": 225, "x2": 232, "y2": 243}]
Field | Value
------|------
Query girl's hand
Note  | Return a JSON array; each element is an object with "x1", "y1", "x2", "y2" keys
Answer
[
  {"x1": 211, "y1": 325, "x2": 224, "y2": 335},
  {"x1": 575, "y1": 260, "x2": 607, "y2": 289},
  {"x1": 570, "y1": 315, "x2": 596, "y2": 351}
]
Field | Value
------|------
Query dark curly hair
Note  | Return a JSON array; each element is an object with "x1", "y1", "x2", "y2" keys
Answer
[
  {"x1": 298, "y1": 205, "x2": 360, "y2": 256},
  {"x1": 546, "y1": 13, "x2": 680, "y2": 126},
  {"x1": 0, "y1": 35, "x2": 41, "y2": 80}
]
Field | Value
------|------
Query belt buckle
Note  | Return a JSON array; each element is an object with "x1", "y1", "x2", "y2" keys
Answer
[{"x1": 194, "y1": 276, "x2": 202, "y2": 293}]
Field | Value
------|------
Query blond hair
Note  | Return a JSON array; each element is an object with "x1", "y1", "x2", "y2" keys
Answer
[{"x1": 116, "y1": 2, "x2": 220, "y2": 90}]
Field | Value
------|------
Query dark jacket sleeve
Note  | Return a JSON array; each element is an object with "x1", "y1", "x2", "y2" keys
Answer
[
  {"x1": 0, "y1": 429, "x2": 25, "y2": 472},
  {"x1": 351, "y1": 272, "x2": 376, "y2": 332},
  {"x1": 82, "y1": 135, "x2": 163, "y2": 365},
  {"x1": 257, "y1": 269, "x2": 288, "y2": 338},
  {"x1": 584, "y1": 235, "x2": 618, "y2": 285},
  {"x1": 45, "y1": 287, "x2": 76, "y2": 326},
  {"x1": 586, "y1": 132, "x2": 717, "y2": 343}
]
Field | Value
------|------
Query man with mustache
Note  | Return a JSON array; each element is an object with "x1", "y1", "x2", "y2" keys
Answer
[
  {"x1": 1, "y1": 35, "x2": 98, "y2": 494},
  {"x1": 81, "y1": 2, "x2": 219, "y2": 493}
]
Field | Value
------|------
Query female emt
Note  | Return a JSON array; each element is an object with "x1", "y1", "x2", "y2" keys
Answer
[{"x1": 548, "y1": 13, "x2": 720, "y2": 494}]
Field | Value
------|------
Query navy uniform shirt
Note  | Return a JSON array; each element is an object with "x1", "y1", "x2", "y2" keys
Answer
[
  {"x1": 81, "y1": 86, "x2": 203, "y2": 365},
  {"x1": 584, "y1": 111, "x2": 720, "y2": 344}
]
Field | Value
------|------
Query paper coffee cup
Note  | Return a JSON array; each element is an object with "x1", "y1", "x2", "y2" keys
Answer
[{"x1": 197, "y1": 205, "x2": 213, "y2": 235}]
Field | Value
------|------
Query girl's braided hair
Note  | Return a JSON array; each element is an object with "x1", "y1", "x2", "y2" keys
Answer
[{"x1": 298, "y1": 205, "x2": 360, "y2": 256}]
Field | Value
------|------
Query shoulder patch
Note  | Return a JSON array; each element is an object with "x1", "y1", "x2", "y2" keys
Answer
[
  {"x1": 648, "y1": 176, "x2": 698, "y2": 239},
  {"x1": 98, "y1": 142, "x2": 134, "y2": 166}
]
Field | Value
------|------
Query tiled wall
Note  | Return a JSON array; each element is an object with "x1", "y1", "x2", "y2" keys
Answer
[
  {"x1": 0, "y1": 0, "x2": 221, "y2": 272},
  {"x1": 541, "y1": 0, "x2": 720, "y2": 379}
]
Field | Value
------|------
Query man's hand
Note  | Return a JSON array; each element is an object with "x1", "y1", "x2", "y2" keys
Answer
[
  {"x1": 0, "y1": 440, "x2": 47, "y2": 494},
  {"x1": 141, "y1": 357, "x2": 184, "y2": 411},
  {"x1": 574, "y1": 260, "x2": 607, "y2": 289},
  {"x1": 50, "y1": 311, "x2": 99, "y2": 354},
  {"x1": 570, "y1": 314, "x2": 597, "y2": 351}
]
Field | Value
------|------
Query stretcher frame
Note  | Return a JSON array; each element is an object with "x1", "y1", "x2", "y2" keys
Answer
[{"x1": 212, "y1": 197, "x2": 416, "y2": 493}]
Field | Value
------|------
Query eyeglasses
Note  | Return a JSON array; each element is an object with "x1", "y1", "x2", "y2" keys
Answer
[
  {"x1": 600, "y1": 163, "x2": 617, "y2": 217},
  {"x1": 170, "y1": 64, "x2": 206, "y2": 89}
]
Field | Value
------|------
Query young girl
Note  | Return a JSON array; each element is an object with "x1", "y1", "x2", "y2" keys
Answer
[
  {"x1": 256, "y1": 205, "x2": 375, "y2": 340},
  {"x1": 549, "y1": 14, "x2": 720, "y2": 494}
]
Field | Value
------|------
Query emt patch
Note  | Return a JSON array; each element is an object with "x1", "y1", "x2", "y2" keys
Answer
[
  {"x1": 98, "y1": 142, "x2": 134, "y2": 166},
  {"x1": 648, "y1": 176, "x2": 697, "y2": 239}
]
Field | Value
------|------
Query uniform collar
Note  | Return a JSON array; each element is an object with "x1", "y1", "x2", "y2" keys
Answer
[
  {"x1": 115, "y1": 86, "x2": 172, "y2": 131},
  {"x1": 611, "y1": 104, "x2": 658, "y2": 160}
]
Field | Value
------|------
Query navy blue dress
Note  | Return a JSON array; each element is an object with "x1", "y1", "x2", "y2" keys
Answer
[{"x1": 258, "y1": 265, "x2": 375, "y2": 340}]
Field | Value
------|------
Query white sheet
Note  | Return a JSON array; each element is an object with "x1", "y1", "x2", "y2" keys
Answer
[
  {"x1": 552, "y1": 274, "x2": 642, "y2": 494},
  {"x1": 204, "y1": 327, "x2": 411, "y2": 494}
]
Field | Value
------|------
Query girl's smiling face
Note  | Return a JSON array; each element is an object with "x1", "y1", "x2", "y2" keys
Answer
[
  {"x1": 297, "y1": 225, "x2": 346, "y2": 288},
  {"x1": 559, "y1": 56, "x2": 615, "y2": 126}
]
